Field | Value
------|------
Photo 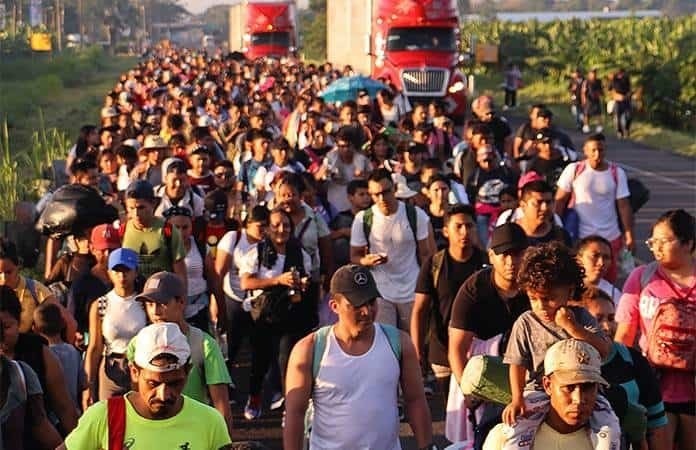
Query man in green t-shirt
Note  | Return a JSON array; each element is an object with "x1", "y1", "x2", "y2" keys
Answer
[
  {"x1": 128, "y1": 271, "x2": 233, "y2": 436},
  {"x1": 62, "y1": 322, "x2": 231, "y2": 450},
  {"x1": 122, "y1": 180, "x2": 188, "y2": 284}
]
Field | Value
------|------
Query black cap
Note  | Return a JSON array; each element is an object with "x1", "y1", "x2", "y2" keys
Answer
[
  {"x1": 330, "y1": 264, "x2": 382, "y2": 307},
  {"x1": 489, "y1": 223, "x2": 529, "y2": 255},
  {"x1": 190, "y1": 145, "x2": 211, "y2": 156},
  {"x1": 204, "y1": 190, "x2": 227, "y2": 220},
  {"x1": 537, "y1": 108, "x2": 553, "y2": 119},
  {"x1": 357, "y1": 89, "x2": 369, "y2": 98},
  {"x1": 126, "y1": 180, "x2": 155, "y2": 200}
]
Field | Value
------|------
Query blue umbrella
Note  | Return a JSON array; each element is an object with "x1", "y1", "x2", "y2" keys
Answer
[{"x1": 319, "y1": 75, "x2": 387, "y2": 103}]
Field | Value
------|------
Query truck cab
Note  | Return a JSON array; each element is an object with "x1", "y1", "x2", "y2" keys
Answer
[
  {"x1": 372, "y1": 0, "x2": 467, "y2": 121},
  {"x1": 230, "y1": 1, "x2": 298, "y2": 60}
]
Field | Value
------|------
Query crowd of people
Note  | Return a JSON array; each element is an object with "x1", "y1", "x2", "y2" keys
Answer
[{"x1": 0, "y1": 44, "x2": 692, "y2": 450}]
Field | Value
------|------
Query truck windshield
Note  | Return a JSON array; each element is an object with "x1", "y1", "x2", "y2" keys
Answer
[
  {"x1": 250, "y1": 32, "x2": 290, "y2": 47},
  {"x1": 386, "y1": 27, "x2": 456, "y2": 52}
]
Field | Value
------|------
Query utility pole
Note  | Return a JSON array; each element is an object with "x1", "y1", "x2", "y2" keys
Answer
[
  {"x1": 78, "y1": 0, "x2": 83, "y2": 49},
  {"x1": 54, "y1": 0, "x2": 62, "y2": 51}
]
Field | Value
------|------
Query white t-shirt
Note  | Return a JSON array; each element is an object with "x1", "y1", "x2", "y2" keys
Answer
[
  {"x1": 101, "y1": 291, "x2": 147, "y2": 354},
  {"x1": 323, "y1": 149, "x2": 371, "y2": 213},
  {"x1": 350, "y1": 202, "x2": 430, "y2": 303},
  {"x1": 557, "y1": 161, "x2": 630, "y2": 241},
  {"x1": 496, "y1": 207, "x2": 564, "y2": 227},
  {"x1": 217, "y1": 230, "x2": 257, "y2": 301},
  {"x1": 295, "y1": 203, "x2": 331, "y2": 280},
  {"x1": 184, "y1": 236, "x2": 207, "y2": 297},
  {"x1": 237, "y1": 243, "x2": 312, "y2": 298},
  {"x1": 154, "y1": 188, "x2": 205, "y2": 218}
]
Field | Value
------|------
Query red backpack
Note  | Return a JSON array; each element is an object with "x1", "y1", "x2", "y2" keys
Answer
[
  {"x1": 641, "y1": 262, "x2": 696, "y2": 372},
  {"x1": 107, "y1": 396, "x2": 126, "y2": 450}
]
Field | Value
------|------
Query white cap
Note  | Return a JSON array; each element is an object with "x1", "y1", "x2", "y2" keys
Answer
[
  {"x1": 133, "y1": 323, "x2": 190, "y2": 372},
  {"x1": 392, "y1": 173, "x2": 418, "y2": 199}
]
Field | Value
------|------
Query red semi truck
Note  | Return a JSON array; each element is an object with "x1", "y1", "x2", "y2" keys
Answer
[
  {"x1": 327, "y1": 0, "x2": 468, "y2": 120},
  {"x1": 229, "y1": 0, "x2": 298, "y2": 60}
]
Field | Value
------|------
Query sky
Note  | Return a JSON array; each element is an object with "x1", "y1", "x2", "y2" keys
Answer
[{"x1": 181, "y1": 0, "x2": 236, "y2": 15}]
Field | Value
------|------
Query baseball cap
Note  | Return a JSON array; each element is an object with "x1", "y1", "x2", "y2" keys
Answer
[
  {"x1": 143, "y1": 135, "x2": 168, "y2": 150},
  {"x1": 517, "y1": 171, "x2": 545, "y2": 190},
  {"x1": 537, "y1": 108, "x2": 553, "y2": 119},
  {"x1": 489, "y1": 223, "x2": 529, "y2": 255},
  {"x1": 132, "y1": 323, "x2": 191, "y2": 373},
  {"x1": 392, "y1": 173, "x2": 418, "y2": 199},
  {"x1": 357, "y1": 88, "x2": 369, "y2": 98},
  {"x1": 189, "y1": 145, "x2": 211, "y2": 156},
  {"x1": 136, "y1": 272, "x2": 186, "y2": 304},
  {"x1": 100, "y1": 107, "x2": 119, "y2": 118},
  {"x1": 544, "y1": 339, "x2": 609, "y2": 387},
  {"x1": 125, "y1": 180, "x2": 155, "y2": 200},
  {"x1": 90, "y1": 224, "x2": 121, "y2": 250},
  {"x1": 162, "y1": 157, "x2": 187, "y2": 174},
  {"x1": 107, "y1": 248, "x2": 138, "y2": 270},
  {"x1": 204, "y1": 190, "x2": 228, "y2": 220},
  {"x1": 330, "y1": 264, "x2": 382, "y2": 307}
]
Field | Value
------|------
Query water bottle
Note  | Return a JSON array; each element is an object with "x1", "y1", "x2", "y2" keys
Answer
[{"x1": 288, "y1": 266, "x2": 301, "y2": 303}]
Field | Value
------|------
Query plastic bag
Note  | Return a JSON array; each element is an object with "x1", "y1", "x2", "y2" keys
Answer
[{"x1": 619, "y1": 248, "x2": 636, "y2": 279}]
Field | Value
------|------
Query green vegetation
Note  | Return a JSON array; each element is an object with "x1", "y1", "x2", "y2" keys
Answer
[
  {"x1": 474, "y1": 72, "x2": 696, "y2": 157},
  {"x1": 0, "y1": 47, "x2": 137, "y2": 153},
  {"x1": 461, "y1": 16, "x2": 696, "y2": 132},
  {"x1": 0, "y1": 48, "x2": 137, "y2": 220},
  {"x1": 298, "y1": 0, "x2": 327, "y2": 62}
]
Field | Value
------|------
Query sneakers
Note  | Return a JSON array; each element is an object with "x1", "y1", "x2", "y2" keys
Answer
[
  {"x1": 270, "y1": 391, "x2": 285, "y2": 411},
  {"x1": 582, "y1": 124, "x2": 591, "y2": 133},
  {"x1": 244, "y1": 395, "x2": 262, "y2": 420}
]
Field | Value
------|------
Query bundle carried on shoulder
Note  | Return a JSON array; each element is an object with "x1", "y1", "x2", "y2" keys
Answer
[{"x1": 35, "y1": 184, "x2": 118, "y2": 239}]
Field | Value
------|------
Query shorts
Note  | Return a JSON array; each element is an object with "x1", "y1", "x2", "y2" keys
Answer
[
  {"x1": 375, "y1": 299, "x2": 413, "y2": 332},
  {"x1": 664, "y1": 401, "x2": 696, "y2": 416}
]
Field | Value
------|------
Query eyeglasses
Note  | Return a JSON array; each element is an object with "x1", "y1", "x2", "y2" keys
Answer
[
  {"x1": 369, "y1": 187, "x2": 392, "y2": 198},
  {"x1": 646, "y1": 237, "x2": 678, "y2": 249}
]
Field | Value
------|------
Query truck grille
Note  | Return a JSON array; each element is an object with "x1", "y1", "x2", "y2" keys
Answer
[{"x1": 401, "y1": 69, "x2": 448, "y2": 96}]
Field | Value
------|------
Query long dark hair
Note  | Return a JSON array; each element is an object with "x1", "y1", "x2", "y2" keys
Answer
[
  {"x1": 75, "y1": 125, "x2": 98, "y2": 159},
  {"x1": 259, "y1": 208, "x2": 303, "y2": 271}
]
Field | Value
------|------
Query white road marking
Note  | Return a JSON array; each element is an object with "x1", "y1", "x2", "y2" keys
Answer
[{"x1": 619, "y1": 163, "x2": 696, "y2": 191}]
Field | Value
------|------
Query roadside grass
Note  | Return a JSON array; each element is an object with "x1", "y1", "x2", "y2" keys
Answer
[
  {"x1": 0, "y1": 50, "x2": 138, "y2": 220},
  {"x1": 473, "y1": 72, "x2": 696, "y2": 157},
  {"x1": 0, "y1": 50, "x2": 138, "y2": 154}
]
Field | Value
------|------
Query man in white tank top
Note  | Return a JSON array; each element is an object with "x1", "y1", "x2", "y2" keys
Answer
[{"x1": 284, "y1": 264, "x2": 435, "y2": 450}]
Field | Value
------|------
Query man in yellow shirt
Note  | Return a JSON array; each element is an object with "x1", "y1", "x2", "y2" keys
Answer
[
  {"x1": 61, "y1": 322, "x2": 232, "y2": 450},
  {"x1": 0, "y1": 238, "x2": 77, "y2": 336},
  {"x1": 483, "y1": 339, "x2": 614, "y2": 450}
]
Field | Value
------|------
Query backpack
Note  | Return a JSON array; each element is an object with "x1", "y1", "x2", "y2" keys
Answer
[
  {"x1": 25, "y1": 277, "x2": 39, "y2": 306},
  {"x1": 362, "y1": 203, "x2": 419, "y2": 262},
  {"x1": 640, "y1": 262, "x2": 696, "y2": 372},
  {"x1": 304, "y1": 324, "x2": 403, "y2": 441},
  {"x1": 107, "y1": 396, "x2": 126, "y2": 450},
  {"x1": 571, "y1": 160, "x2": 650, "y2": 213},
  {"x1": 311, "y1": 323, "x2": 402, "y2": 379}
]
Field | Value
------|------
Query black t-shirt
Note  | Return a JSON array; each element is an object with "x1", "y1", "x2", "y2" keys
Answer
[
  {"x1": 428, "y1": 213, "x2": 446, "y2": 250},
  {"x1": 488, "y1": 116, "x2": 512, "y2": 156},
  {"x1": 527, "y1": 155, "x2": 569, "y2": 186},
  {"x1": 415, "y1": 248, "x2": 487, "y2": 366},
  {"x1": 329, "y1": 210, "x2": 355, "y2": 268},
  {"x1": 449, "y1": 268, "x2": 530, "y2": 341},
  {"x1": 526, "y1": 225, "x2": 572, "y2": 248},
  {"x1": 67, "y1": 273, "x2": 111, "y2": 333}
]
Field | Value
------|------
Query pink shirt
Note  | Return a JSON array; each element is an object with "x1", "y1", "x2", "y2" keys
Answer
[{"x1": 617, "y1": 264, "x2": 696, "y2": 403}]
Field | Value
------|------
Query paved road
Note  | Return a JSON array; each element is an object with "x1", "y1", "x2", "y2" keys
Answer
[
  {"x1": 507, "y1": 117, "x2": 696, "y2": 263},
  {"x1": 226, "y1": 119, "x2": 695, "y2": 449}
]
